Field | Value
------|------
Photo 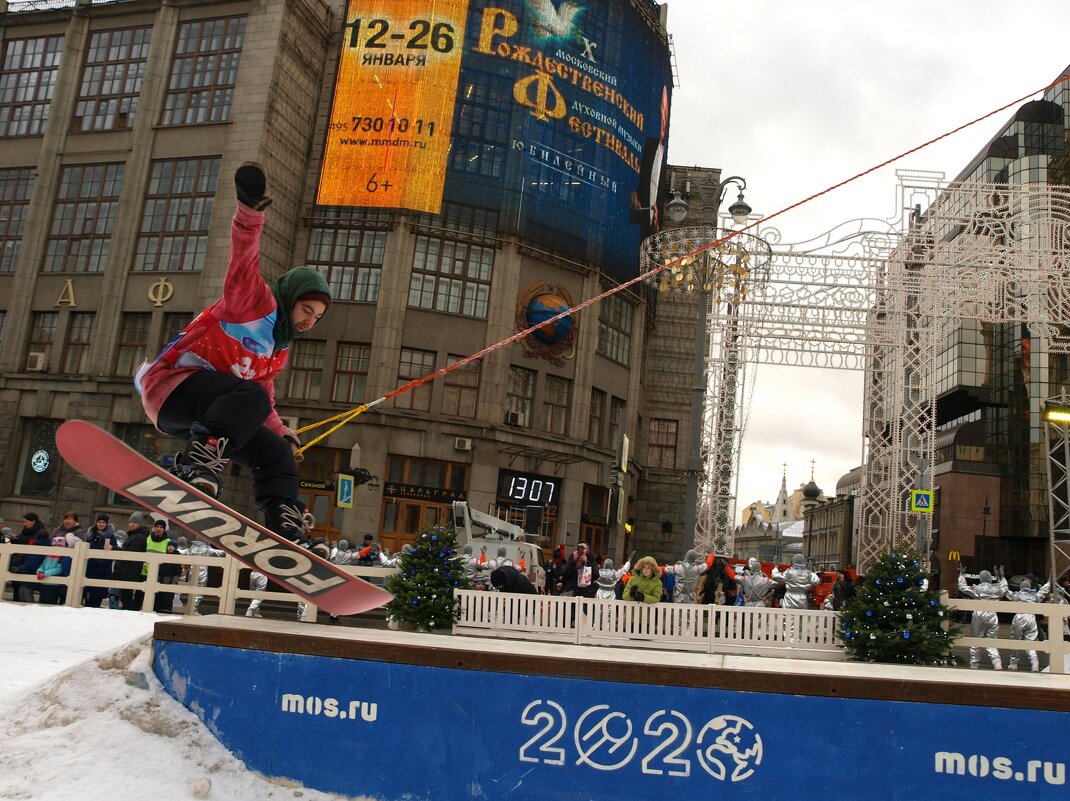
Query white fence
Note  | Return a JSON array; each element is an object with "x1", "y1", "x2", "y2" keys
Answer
[
  {"x1": 454, "y1": 590, "x2": 1070, "y2": 670},
  {"x1": 939, "y1": 592, "x2": 1070, "y2": 675},
  {"x1": 0, "y1": 541, "x2": 395, "y2": 620},
  {"x1": 453, "y1": 590, "x2": 845, "y2": 660}
]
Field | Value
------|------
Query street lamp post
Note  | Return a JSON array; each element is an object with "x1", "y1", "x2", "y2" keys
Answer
[
  {"x1": 640, "y1": 172, "x2": 767, "y2": 555},
  {"x1": 681, "y1": 176, "x2": 750, "y2": 552}
]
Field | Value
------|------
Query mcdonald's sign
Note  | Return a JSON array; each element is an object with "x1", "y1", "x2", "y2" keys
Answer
[{"x1": 948, "y1": 550, "x2": 961, "y2": 562}]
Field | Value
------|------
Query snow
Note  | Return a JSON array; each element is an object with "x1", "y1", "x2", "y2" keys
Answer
[{"x1": 0, "y1": 604, "x2": 361, "y2": 801}]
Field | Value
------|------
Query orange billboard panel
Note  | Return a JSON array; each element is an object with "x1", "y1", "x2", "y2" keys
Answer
[{"x1": 316, "y1": 0, "x2": 469, "y2": 212}]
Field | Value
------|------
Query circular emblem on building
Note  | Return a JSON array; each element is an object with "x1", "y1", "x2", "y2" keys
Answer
[
  {"x1": 696, "y1": 714, "x2": 763, "y2": 781},
  {"x1": 516, "y1": 282, "x2": 578, "y2": 366},
  {"x1": 525, "y1": 293, "x2": 574, "y2": 344},
  {"x1": 31, "y1": 450, "x2": 51, "y2": 473}
]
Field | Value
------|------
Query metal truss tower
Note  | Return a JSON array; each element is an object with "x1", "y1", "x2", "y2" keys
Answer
[{"x1": 642, "y1": 174, "x2": 1070, "y2": 572}]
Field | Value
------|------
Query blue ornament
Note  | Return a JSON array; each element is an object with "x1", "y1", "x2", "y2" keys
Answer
[
  {"x1": 866, "y1": 610, "x2": 873, "y2": 617},
  {"x1": 903, "y1": 632, "x2": 911, "y2": 639},
  {"x1": 897, "y1": 577, "x2": 904, "y2": 584},
  {"x1": 929, "y1": 599, "x2": 937, "y2": 607},
  {"x1": 432, "y1": 535, "x2": 438, "y2": 541}
]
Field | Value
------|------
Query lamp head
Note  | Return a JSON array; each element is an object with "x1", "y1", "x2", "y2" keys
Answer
[
  {"x1": 665, "y1": 191, "x2": 688, "y2": 223},
  {"x1": 728, "y1": 192, "x2": 752, "y2": 224}
]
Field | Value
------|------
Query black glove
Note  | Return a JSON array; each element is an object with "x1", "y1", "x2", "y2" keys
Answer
[{"x1": 630, "y1": 585, "x2": 642, "y2": 601}]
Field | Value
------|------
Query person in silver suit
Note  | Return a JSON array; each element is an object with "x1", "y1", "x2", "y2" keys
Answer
[
  {"x1": 663, "y1": 549, "x2": 710, "y2": 604},
  {"x1": 741, "y1": 557, "x2": 775, "y2": 607},
  {"x1": 594, "y1": 555, "x2": 632, "y2": 600},
  {"x1": 771, "y1": 554, "x2": 820, "y2": 609},
  {"x1": 1003, "y1": 576, "x2": 1050, "y2": 672},
  {"x1": 957, "y1": 564, "x2": 1008, "y2": 669},
  {"x1": 460, "y1": 543, "x2": 488, "y2": 587}
]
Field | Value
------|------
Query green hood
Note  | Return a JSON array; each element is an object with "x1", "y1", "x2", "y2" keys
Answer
[{"x1": 271, "y1": 266, "x2": 332, "y2": 350}]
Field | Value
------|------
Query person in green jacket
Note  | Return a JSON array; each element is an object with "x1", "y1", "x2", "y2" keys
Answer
[
  {"x1": 624, "y1": 556, "x2": 664, "y2": 603},
  {"x1": 145, "y1": 519, "x2": 176, "y2": 613}
]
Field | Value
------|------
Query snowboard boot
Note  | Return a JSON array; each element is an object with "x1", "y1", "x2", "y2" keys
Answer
[
  {"x1": 235, "y1": 162, "x2": 272, "y2": 211},
  {"x1": 264, "y1": 497, "x2": 311, "y2": 542},
  {"x1": 170, "y1": 424, "x2": 229, "y2": 498}
]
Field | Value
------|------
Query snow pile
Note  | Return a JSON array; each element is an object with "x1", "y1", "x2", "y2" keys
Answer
[{"x1": 0, "y1": 605, "x2": 364, "y2": 800}]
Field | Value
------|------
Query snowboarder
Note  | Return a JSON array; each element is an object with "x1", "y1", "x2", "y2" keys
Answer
[{"x1": 134, "y1": 162, "x2": 331, "y2": 542}]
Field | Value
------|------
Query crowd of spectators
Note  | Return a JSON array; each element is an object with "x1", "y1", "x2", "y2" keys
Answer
[{"x1": 2, "y1": 509, "x2": 190, "y2": 612}]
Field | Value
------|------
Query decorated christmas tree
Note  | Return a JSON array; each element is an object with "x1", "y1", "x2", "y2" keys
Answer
[
  {"x1": 385, "y1": 523, "x2": 470, "y2": 631},
  {"x1": 838, "y1": 551, "x2": 959, "y2": 665}
]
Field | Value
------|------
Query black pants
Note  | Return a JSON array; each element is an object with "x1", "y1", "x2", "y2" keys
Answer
[{"x1": 157, "y1": 371, "x2": 298, "y2": 510}]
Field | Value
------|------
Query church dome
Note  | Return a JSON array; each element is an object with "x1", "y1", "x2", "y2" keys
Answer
[{"x1": 802, "y1": 480, "x2": 821, "y2": 500}]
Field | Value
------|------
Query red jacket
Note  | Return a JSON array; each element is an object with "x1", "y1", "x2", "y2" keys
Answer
[{"x1": 136, "y1": 204, "x2": 290, "y2": 438}]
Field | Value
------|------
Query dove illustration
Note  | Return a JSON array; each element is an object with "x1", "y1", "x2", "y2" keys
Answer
[{"x1": 528, "y1": 0, "x2": 582, "y2": 40}]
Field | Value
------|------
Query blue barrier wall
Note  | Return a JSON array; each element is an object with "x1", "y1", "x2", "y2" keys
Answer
[{"x1": 154, "y1": 639, "x2": 1067, "y2": 800}]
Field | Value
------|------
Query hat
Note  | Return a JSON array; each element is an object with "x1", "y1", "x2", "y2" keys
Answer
[
  {"x1": 128, "y1": 511, "x2": 154, "y2": 529},
  {"x1": 297, "y1": 290, "x2": 331, "y2": 306},
  {"x1": 490, "y1": 567, "x2": 507, "y2": 588},
  {"x1": 791, "y1": 554, "x2": 807, "y2": 568},
  {"x1": 634, "y1": 556, "x2": 658, "y2": 572},
  {"x1": 152, "y1": 519, "x2": 168, "y2": 529},
  {"x1": 177, "y1": 536, "x2": 188, "y2": 548},
  {"x1": 337, "y1": 539, "x2": 349, "y2": 551},
  {"x1": 271, "y1": 266, "x2": 332, "y2": 349},
  {"x1": 978, "y1": 570, "x2": 993, "y2": 583},
  {"x1": 51, "y1": 535, "x2": 67, "y2": 547},
  {"x1": 96, "y1": 513, "x2": 110, "y2": 523}
]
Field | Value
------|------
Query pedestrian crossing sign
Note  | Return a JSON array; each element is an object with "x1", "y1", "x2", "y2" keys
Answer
[{"x1": 910, "y1": 489, "x2": 933, "y2": 513}]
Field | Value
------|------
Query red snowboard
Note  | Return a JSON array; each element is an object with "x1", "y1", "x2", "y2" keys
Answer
[{"x1": 56, "y1": 420, "x2": 393, "y2": 616}]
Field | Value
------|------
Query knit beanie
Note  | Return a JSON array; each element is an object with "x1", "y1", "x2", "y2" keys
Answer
[
  {"x1": 271, "y1": 266, "x2": 332, "y2": 349},
  {"x1": 128, "y1": 511, "x2": 154, "y2": 529}
]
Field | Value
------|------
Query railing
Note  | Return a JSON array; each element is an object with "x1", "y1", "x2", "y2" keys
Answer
[
  {"x1": 0, "y1": 541, "x2": 395, "y2": 620},
  {"x1": 454, "y1": 591, "x2": 1070, "y2": 670},
  {"x1": 941, "y1": 592, "x2": 1069, "y2": 675},
  {"x1": 453, "y1": 591, "x2": 845, "y2": 661}
]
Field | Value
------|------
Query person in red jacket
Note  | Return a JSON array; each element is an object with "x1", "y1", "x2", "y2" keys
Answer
[{"x1": 135, "y1": 163, "x2": 331, "y2": 541}]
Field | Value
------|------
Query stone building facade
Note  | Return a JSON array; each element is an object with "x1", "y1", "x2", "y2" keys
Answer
[{"x1": 0, "y1": 0, "x2": 685, "y2": 560}]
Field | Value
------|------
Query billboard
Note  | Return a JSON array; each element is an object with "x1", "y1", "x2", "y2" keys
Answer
[
  {"x1": 318, "y1": 0, "x2": 674, "y2": 281},
  {"x1": 157, "y1": 640, "x2": 1070, "y2": 801}
]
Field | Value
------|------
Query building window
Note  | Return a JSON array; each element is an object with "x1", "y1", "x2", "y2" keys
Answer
[
  {"x1": 333, "y1": 342, "x2": 370, "y2": 404},
  {"x1": 305, "y1": 210, "x2": 388, "y2": 302},
  {"x1": 162, "y1": 16, "x2": 246, "y2": 126},
  {"x1": 18, "y1": 418, "x2": 61, "y2": 498},
  {"x1": 72, "y1": 27, "x2": 151, "y2": 133},
  {"x1": 26, "y1": 311, "x2": 57, "y2": 370},
  {"x1": 0, "y1": 310, "x2": 5, "y2": 341},
  {"x1": 287, "y1": 339, "x2": 325, "y2": 401},
  {"x1": 0, "y1": 35, "x2": 63, "y2": 137},
  {"x1": 408, "y1": 235, "x2": 493, "y2": 318},
  {"x1": 395, "y1": 347, "x2": 435, "y2": 412},
  {"x1": 0, "y1": 167, "x2": 35, "y2": 272},
  {"x1": 506, "y1": 366, "x2": 536, "y2": 428},
  {"x1": 543, "y1": 375, "x2": 571, "y2": 435},
  {"x1": 135, "y1": 157, "x2": 221, "y2": 271},
  {"x1": 648, "y1": 418, "x2": 678, "y2": 469},
  {"x1": 115, "y1": 312, "x2": 151, "y2": 377},
  {"x1": 597, "y1": 293, "x2": 633, "y2": 365},
  {"x1": 62, "y1": 312, "x2": 95, "y2": 373},
  {"x1": 608, "y1": 396, "x2": 625, "y2": 450},
  {"x1": 589, "y1": 388, "x2": 606, "y2": 446},
  {"x1": 44, "y1": 163, "x2": 124, "y2": 273},
  {"x1": 441, "y1": 355, "x2": 480, "y2": 418}
]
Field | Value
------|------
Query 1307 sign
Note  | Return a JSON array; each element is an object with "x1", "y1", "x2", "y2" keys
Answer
[
  {"x1": 345, "y1": 18, "x2": 455, "y2": 52},
  {"x1": 496, "y1": 468, "x2": 561, "y2": 507}
]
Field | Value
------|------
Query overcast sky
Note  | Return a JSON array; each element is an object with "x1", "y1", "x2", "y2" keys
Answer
[{"x1": 662, "y1": 0, "x2": 1070, "y2": 516}]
